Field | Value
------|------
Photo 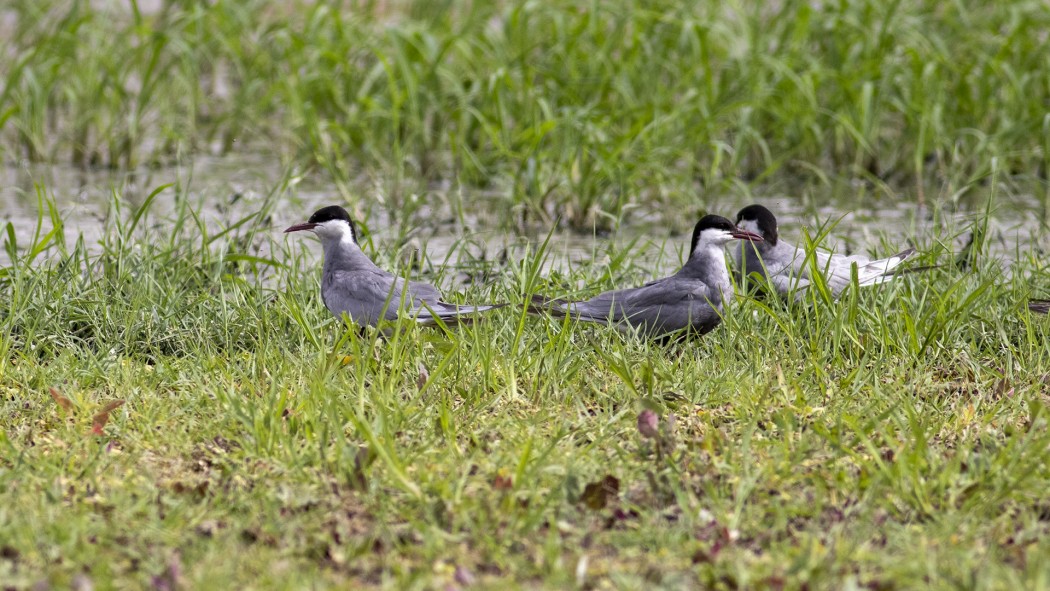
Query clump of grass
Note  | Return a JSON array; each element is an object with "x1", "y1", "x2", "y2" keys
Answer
[
  {"x1": 3, "y1": 0, "x2": 1050, "y2": 227},
  {"x1": 2, "y1": 182, "x2": 1049, "y2": 588}
]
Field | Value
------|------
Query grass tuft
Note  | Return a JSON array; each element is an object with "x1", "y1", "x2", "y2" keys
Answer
[{"x1": 3, "y1": 182, "x2": 1048, "y2": 587}]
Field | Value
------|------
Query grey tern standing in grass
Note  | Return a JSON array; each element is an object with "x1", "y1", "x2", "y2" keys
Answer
[
  {"x1": 732, "y1": 204, "x2": 916, "y2": 298},
  {"x1": 285, "y1": 205, "x2": 503, "y2": 328},
  {"x1": 530, "y1": 215, "x2": 762, "y2": 337}
]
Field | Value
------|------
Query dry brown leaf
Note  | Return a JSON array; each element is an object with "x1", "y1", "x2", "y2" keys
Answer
[
  {"x1": 91, "y1": 400, "x2": 126, "y2": 435},
  {"x1": 492, "y1": 471, "x2": 513, "y2": 491},
  {"x1": 580, "y1": 475, "x2": 620, "y2": 510},
  {"x1": 416, "y1": 362, "x2": 430, "y2": 390},
  {"x1": 49, "y1": 388, "x2": 73, "y2": 413}
]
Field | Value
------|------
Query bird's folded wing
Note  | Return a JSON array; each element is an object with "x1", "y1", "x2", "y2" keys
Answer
[
  {"x1": 857, "y1": 248, "x2": 915, "y2": 274},
  {"x1": 404, "y1": 278, "x2": 444, "y2": 303},
  {"x1": 325, "y1": 269, "x2": 438, "y2": 322},
  {"x1": 564, "y1": 278, "x2": 719, "y2": 322},
  {"x1": 796, "y1": 247, "x2": 916, "y2": 292}
]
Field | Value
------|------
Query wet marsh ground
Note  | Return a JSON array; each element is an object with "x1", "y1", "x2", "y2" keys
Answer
[{"x1": 3, "y1": 1, "x2": 1050, "y2": 589}]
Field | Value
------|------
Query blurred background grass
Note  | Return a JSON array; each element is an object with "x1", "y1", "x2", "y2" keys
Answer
[
  {"x1": 4, "y1": 2, "x2": 1050, "y2": 588},
  {"x1": 3, "y1": 0, "x2": 1049, "y2": 229}
]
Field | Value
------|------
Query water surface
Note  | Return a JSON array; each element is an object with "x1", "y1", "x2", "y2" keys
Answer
[{"x1": 2, "y1": 154, "x2": 1045, "y2": 282}]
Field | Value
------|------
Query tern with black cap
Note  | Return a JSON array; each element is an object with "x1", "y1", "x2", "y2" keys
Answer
[
  {"x1": 285, "y1": 205, "x2": 503, "y2": 328},
  {"x1": 529, "y1": 215, "x2": 763, "y2": 337},
  {"x1": 732, "y1": 204, "x2": 916, "y2": 298}
]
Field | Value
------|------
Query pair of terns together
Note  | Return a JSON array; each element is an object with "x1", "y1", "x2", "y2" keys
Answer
[{"x1": 285, "y1": 205, "x2": 916, "y2": 337}]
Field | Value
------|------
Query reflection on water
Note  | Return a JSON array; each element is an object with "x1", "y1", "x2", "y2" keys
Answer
[{"x1": 1, "y1": 155, "x2": 1046, "y2": 282}]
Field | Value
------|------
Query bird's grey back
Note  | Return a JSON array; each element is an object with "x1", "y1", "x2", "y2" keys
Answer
[
  {"x1": 735, "y1": 235, "x2": 913, "y2": 296},
  {"x1": 567, "y1": 268, "x2": 729, "y2": 336},
  {"x1": 320, "y1": 243, "x2": 443, "y2": 326}
]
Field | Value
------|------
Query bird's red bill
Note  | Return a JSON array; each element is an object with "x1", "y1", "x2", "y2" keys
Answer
[
  {"x1": 284, "y1": 222, "x2": 318, "y2": 233},
  {"x1": 730, "y1": 229, "x2": 763, "y2": 242}
]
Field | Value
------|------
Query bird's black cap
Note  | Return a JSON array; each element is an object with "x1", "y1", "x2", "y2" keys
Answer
[
  {"x1": 735, "y1": 204, "x2": 778, "y2": 246},
  {"x1": 690, "y1": 214, "x2": 738, "y2": 253},
  {"x1": 308, "y1": 205, "x2": 353, "y2": 224},
  {"x1": 309, "y1": 205, "x2": 356, "y2": 239}
]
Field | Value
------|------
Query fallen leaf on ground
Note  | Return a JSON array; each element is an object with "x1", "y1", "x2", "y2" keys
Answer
[
  {"x1": 580, "y1": 475, "x2": 620, "y2": 510},
  {"x1": 417, "y1": 362, "x2": 430, "y2": 390},
  {"x1": 50, "y1": 388, "x2": 73, "y2": 412},
  {"x1": 492, "y1": 471, "x2": 513, "y2": 491},
  {"x1": 91, "y1": 400, "x2": 126, "y2": 435}
]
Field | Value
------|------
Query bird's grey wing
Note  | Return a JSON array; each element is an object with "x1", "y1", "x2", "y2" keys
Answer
[
  {"x1": 768, "y1": 271, "x2": 812, "y2": 300},
  {"x1": 818, "y1": 248, "x2": 917, "y2": 293},
  {"x1": 322, "y1": 269, "x2": 399, "y2": 325},
  {"x1": 859, "y1": 248, "x2": 915, "y2": 276},
  {"x1": 563, "y1": 277, "x2": 724, "y2": 335},
  {"x1": 325, "y1": 267, "x2": 502, "y2": 327},
  {"x1": 403, "y1": 279, "x2": 444, "y2": 305},
  {"x1": 787, "y1": 251, "x2": 860, "y2": 295},
  {"x1": 322, "y1": 269, "x2": 439, "y2": 325},
  {"x1": 742, "y1": 240, "x2": 811, "y2": 297},
  {"x1": 784, "y1": 243, "x2": 871, "y2": 295},
  {"x1": 399, "y1": 279, "x2": 507, "y2": 326},
  {"x1": 733, "y1": 240, "x2": 772, "y2": 276},
  {"x1": 759, "y1": 239, "x2": 914, "y2": 298}
]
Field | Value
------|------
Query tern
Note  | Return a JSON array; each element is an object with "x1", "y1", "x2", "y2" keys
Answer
[
  {"x1": 732, "y1": 204, "x2": 916, "y2": 298},
  {"x1": 529, "y1": 215, "x2": 762, "y2": 337},
  {"x1": 285, "y1": 205, "x2": 503, "y2": 328}
]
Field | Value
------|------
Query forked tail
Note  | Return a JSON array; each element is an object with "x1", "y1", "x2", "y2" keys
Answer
[{"x1": 416, "y1": 302, "x2": 509, "y2": 326}]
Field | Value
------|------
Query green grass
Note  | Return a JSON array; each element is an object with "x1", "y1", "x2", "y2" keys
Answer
[
  {"x1": 1, "y1": 185, "x2": 1049, "y2": 589},
  {"x1": 3, "y1": 0, "x2": 1050, "y2": 587},
  {"x1": 3, "y1": 0, "x2": 1050, "y2": 228}
]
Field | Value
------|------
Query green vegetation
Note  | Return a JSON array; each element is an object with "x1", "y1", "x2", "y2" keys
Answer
[
  {"x1": 2, "y1": 0, "x2": 1050, "y2": 589},
  {"x1": 3, "y1": 188, "x2": 1049, "y2": 589},
  {"x1": 3, "y1": 0, "x2": 1050, "y2": 228}
]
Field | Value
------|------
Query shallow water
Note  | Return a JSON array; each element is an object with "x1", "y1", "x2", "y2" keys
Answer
[{"x1": 2, "y1": 154, "x2": 1046, "y2": 283}]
